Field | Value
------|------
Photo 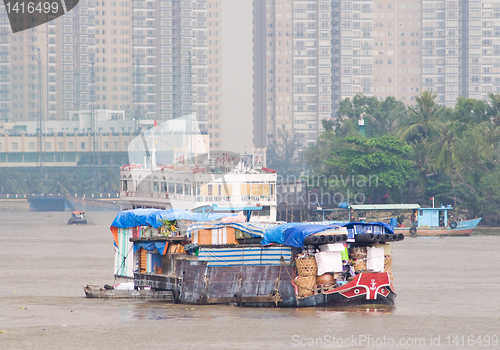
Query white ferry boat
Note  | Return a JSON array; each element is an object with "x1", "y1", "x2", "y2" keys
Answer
[{"x1": 118, "y1": 116, "x2": 277, "y2": 222}]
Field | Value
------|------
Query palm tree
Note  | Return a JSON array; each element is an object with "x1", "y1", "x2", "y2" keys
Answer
[
  {"x1": 487, "y1": 93, "x2": 500, "y2": 126},
  {"x1": 364, "y1": 97, "x2": 408, "y2": 136},
  {"x1": 409, "y1": 142, "x2": 432, "y2": 202},
  {"x1": 267, "y1": 125, "x2": 303, "y2": 178},
  {"x1": 48, "y1": 170, "x2": 76, "y2": 195},
  {"x1": 429, "y1": 121, "x2": 461, "y2": 206},
  {"x1": 399, "y1": 91, "x2": 442, "y2": 142},
  {"x1": 25, "y1": 171, "x2": 43, "y2": 195},
  {"x1": 99, "y1": 167, "x2": 120, "y2": 193},
  {"x1": 0, "y1": 169, "x2": 10, "y2": 194}
]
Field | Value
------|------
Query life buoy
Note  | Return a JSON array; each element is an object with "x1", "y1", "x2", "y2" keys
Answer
[
  {"x1": 450, "y1": 221, "x2": 458, "y2": 229},
  {"x1": 409, "y1": 227, "x2": 417, "y2": 235}
]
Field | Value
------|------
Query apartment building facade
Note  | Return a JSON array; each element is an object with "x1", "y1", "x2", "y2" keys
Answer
[
  {"x1": 255, "y1": 0, "x2": 500, "y2": 148},
  {"x1": 0, "y1": 0, "x2": 223, "y2": 151}
]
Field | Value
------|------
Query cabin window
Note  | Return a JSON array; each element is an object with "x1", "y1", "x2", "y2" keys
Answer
[
  {"x1": 208, "y1": 184, "x2": 213, "y2": 196},
  {"x1": 420, "y1": 210, "x2": 423, "y2": 216},
  {"x1": 168, "y1": 182, "x2": 175, "y2": 193},
  {"x1": 184, "y1": 184, "x2": 191, "y2": 195},
  {"x1": 176, "y1": 183, "x2": 183, "y2": 194}
]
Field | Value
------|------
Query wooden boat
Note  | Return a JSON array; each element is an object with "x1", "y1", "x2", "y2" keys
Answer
[
  {"x1": 393, "y1": 207, "x2": 481, "y2": 236},
  {"x1": 85, "y1": 208, "x2": 400, "y2": 307},
  {"x1": 67, "y1": 211, "x2": 87, "y2": 225},
  {"x1": 84, "y1": 284, "x2": 174, "y2": 300},
  {"x1": 316, "y1": 204, "x2": 482, "y2": 237}
]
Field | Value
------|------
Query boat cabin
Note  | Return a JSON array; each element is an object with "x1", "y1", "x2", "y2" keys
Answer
[{"x1": 415, "y1": 206, "x2": 453, "y2": 228}]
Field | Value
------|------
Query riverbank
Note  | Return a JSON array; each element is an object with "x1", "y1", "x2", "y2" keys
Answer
[{"x1": 0, "y1": 199, "x2": 30, "y2": 211}]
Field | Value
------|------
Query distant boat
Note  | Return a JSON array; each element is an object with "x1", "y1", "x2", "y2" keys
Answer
[
  {"x1": 394, "y1": 206, "x2": 481, "y2": 236},
  {"x1": 67, "y1": 211, "x2": 87, "y2": 225},
  {"x1": 315, "y1": 204, "x2": 482, "y2": 236}
]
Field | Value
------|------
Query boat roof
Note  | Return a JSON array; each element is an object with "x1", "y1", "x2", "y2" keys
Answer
[
  {"x1": 110, "y1": 208, "x2": 235, "y2": 229},
  {"x1": 350, "y1": 204, "x2": 421, "y2": 210},
  {"x1": 72, "y1": 211, "x2": 85, "y2": 214}
]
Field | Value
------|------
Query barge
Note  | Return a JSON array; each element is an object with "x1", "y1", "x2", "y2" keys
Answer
[{"x1": 85, "y1": 208, "x2": 401, "y2": 307}]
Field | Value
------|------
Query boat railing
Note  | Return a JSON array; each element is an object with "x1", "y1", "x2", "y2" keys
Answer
[{"x1": 120, "y1": 191, "x2": 276, "y2": 203}]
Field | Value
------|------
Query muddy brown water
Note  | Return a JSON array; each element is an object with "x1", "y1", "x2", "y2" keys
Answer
[{"x1": 1, "y1": 211, "x2": 499, "y2": 349}]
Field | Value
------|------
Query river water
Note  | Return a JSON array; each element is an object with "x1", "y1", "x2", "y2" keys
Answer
[{"x1": 1, "y1": 211, "x2": 499, "y2": 349}]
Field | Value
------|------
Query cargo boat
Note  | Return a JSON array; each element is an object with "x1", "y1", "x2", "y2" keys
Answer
[
  {"x1": 85, "y1": 208, "x2": 401, "y2": 307},
  {"x1": 316, "y1": 204, "x2": 481, "y2": 237}
]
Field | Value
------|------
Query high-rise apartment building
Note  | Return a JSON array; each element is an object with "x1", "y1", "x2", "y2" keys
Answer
[
  {"x1": 372, "y1": 0, "x2": 422, "y2": 103},
  {"x1": 465, "y1": 1, "x2": 500, "y2": 101},
  {"x1": 254, "y1": 0, "x2": 334, "y2": 149},
  {"x1": 254, "y1": 0, "x2": 500, "y2": 148},
  {"x1": 0, "y1": 0, "x2": 223, "y2": 151},
  {"x1": 254, "y1": 0, "x2": 424, "y2": 149},
  {"x1": 420, "y1": 0, "x2": 500, "y2": 107}
]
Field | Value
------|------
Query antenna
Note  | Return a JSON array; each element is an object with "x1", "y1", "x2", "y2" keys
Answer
[
  {"x1": 37, "y1": 48, "x2": 44, "y2": 185},
  {"x1": 91, "y1": 57, "x2": 98, "y2": 192}
]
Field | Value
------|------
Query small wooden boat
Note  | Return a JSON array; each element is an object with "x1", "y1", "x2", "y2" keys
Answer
[
  {"x1": 84, "y1": 284, "x2": 174, "y2": 300},
  {"x1": 316, "y1": 204, "x2": 482, "y2": 237},
  {"x1": 67, "y1": 211, "x2": 87, "y2": 225}
]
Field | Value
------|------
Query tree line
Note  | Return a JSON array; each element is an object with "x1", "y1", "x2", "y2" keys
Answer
[{"x1": 267, "y1": 91, "x2": 500, "y2": 225}]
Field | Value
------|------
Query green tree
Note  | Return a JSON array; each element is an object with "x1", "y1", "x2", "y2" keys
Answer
[
  {"x1": 48, "y1": 171, "x2": 77, "y2": 195},
  {"x1": 429, "y1": 121, "x2": 461, "y2": 206},
  {"x1": 452, "y1": 97, "x2": 489, "y2": 130},
  {"x1": 267, "y1": 125, "x2": 303, "y2": 178},
  {"x1": 487, "y1": 93, "x2": 500, "y2": 126},
  {"x1": 100, "y1": 167, "x2": 120, "y2": 193},
  {"x1": 25, "y1": 171, "x2": 43, "y2": 195},
  {"x1": 363, "y1": 96, "x2": 409, "y2": 137},
  {"x1": 308, "y1": 135, "x2": 414, "y2": 204},
  {"x1": 399, "y1": 90, "x2": 442, "y2": 142}
]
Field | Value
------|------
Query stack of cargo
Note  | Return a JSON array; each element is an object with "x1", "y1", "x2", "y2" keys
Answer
[{"x1": 292, "y1": 225, "x2": 401, "y2": 297}]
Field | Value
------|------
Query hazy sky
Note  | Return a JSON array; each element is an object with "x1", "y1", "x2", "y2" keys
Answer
[{"x1": 221, "y1": 0, "x2": 254, "y2": 154}]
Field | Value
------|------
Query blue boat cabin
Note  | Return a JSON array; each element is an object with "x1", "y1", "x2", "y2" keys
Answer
[{"x1": 416, "y1": 206, "x2": 452, "y2": 228}]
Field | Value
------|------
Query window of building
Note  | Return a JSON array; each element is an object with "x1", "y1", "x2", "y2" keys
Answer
[
  {"x1": 104, "y1": 142, "x2": 109, "y2": 150},
  {"x1": 58, "y1": 142, "x2": 63, "y2": 150},
  {"x1": 81, "y1": 142, "x2": 86, "y2": 150},
  {"x1": 68, "y1": 142, "x2": 74, "y2": 150},
  {"x1": 29, "y1": 142, "x2": 35, "y2": 150},
  {"x1": 12, "y1": 142, "x2": 18, "y2": 150},
  {"x1": 45, "y1": 142, "x2": 51, "y2": 150}
]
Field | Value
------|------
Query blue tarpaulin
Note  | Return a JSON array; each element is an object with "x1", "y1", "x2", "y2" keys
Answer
[
  {"x1": 261, "y1": 221, "x2": 344, "y2": 247},
  {"x1": 110, "y1": 208, "x2": 234, "y2": 229},
  {"x1": 133, "y1": 241, "x2": 169, "y2": 255},
  {"x1": 342, "y1": 222, "x2": 394, "y2": 239},
  {"x1": 261, "y1": 221, "x2": 394, "y2": 248}
]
